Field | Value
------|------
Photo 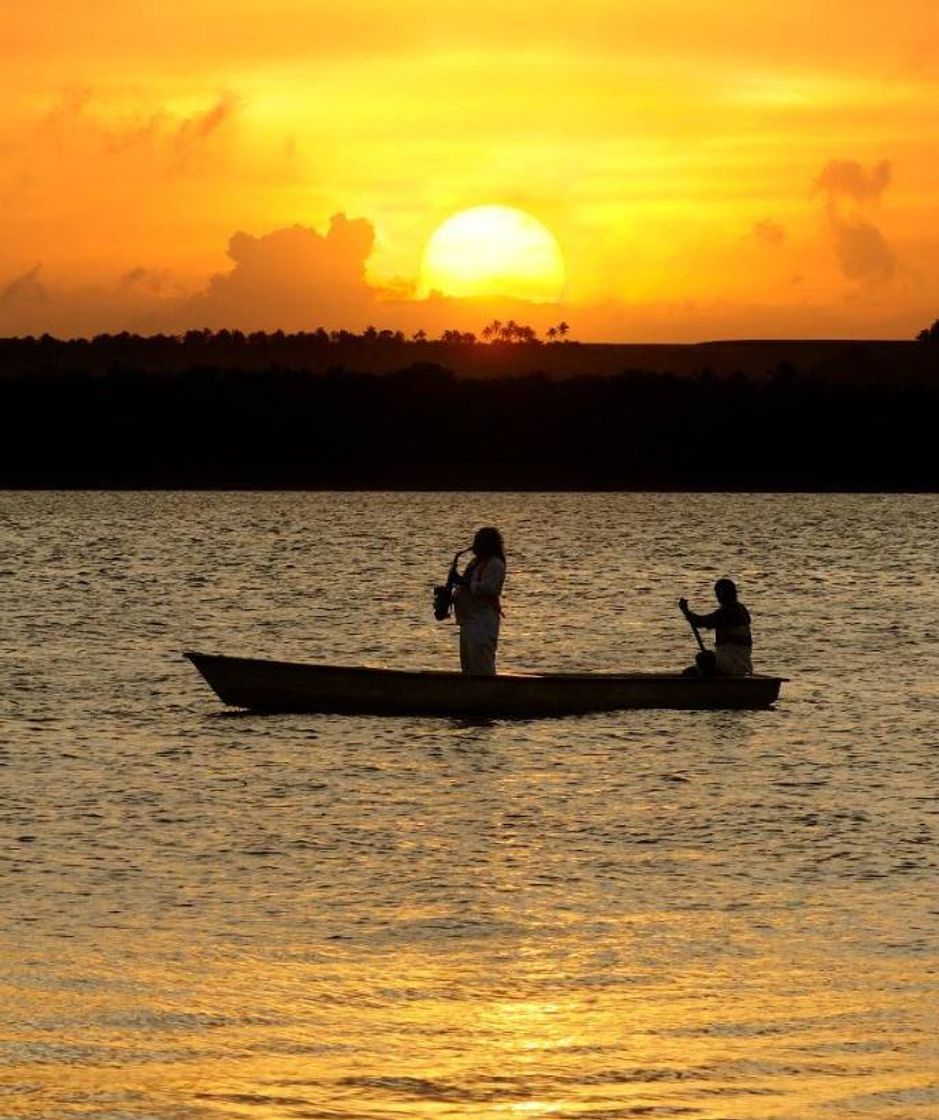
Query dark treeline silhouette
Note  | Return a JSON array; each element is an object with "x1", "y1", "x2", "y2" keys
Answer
[
  {"x1": 4, "y1": 328, "x2": 939, "y2": 386},
  {"x1": 0, "y1": 322, "x2": 571, "y2": 380},
  {"x1": 1, "y1": 346, "x2": 937, "y2": 488}
]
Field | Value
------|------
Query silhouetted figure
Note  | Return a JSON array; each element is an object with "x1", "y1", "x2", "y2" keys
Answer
[
  {"x1": 452, "y1": 527, "x2": 506, "y2": 675},
  {"x1": 679, "y1": 579, "x2": 752, "y2": 676}
]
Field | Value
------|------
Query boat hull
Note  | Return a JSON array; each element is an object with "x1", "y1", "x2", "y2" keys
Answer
[{"x1": 185, "y1": 652, "x2": 783, "y2": 716}]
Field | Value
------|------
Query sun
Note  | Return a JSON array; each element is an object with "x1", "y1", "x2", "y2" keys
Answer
[{"x1": 420, "y1": 205, "x2": 565, "y2": 302}]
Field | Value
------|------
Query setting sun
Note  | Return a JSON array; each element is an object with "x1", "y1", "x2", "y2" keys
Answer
[
  {"x1": 2, "y1": 1, "x2": 937, "y2": 340},
  {"x1": 419, "y1": 205, "x2": 566, "y2": 302}
]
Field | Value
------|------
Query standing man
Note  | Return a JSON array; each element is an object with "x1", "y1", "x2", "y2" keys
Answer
[{"x1": 453, "y1": 527, "x2": 507, "y2": 675}]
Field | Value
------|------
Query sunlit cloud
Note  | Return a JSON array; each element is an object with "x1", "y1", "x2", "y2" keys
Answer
[
  {"x1": 814, "y1": 159, "x2": 897, "y2": 286},
  {"x1": 750, "y1": 219, "x2": 786, "y2": 247}
]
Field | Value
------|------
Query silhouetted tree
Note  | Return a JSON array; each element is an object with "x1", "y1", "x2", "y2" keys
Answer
[
  {"x1": 916, "y1": 319, "x2": 939, "y2": 343},
  {"x1": 441, "y1": 329, "x2": 476, "y2": 344}
]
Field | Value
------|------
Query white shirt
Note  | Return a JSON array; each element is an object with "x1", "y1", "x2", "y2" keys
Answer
[{"x1": 453, "y1": 557, "x2": 505, "y2": 629}]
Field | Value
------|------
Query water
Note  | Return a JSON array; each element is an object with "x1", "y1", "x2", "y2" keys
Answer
[{"x1": 1, "y1": 492, "x2": 937, "y2": 1120}]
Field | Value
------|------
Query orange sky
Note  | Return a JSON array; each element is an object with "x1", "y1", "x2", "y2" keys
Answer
[{"x1": 2, "y1": 0, "x2": 937, "y2": 340}]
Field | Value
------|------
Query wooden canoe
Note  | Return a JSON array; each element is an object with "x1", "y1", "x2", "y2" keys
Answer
[{"x1": 185, "y1": 651, "x2": 784, "y2": 717}]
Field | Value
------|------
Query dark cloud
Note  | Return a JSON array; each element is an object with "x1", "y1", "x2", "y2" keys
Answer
[
  {"x1": 751, "y1": 218, "x2": 786, "y2": 246},
  {"x1": 0, "y1": 216, "x2": 381, "y2": 336},
  {"x1": 120, "y1": 267, "x2": 179, "y2": 295},
  {"x1": 814, "y1": 159, "x2": 896, "y2": 285},
  {"x1": 169, "y1": 213, "x2": 379, "y2": 330},
  {"x1": 103, "y1": 113, "x2": 166, "y2": 155},
  {"x1": 815, "y1": 159, "x2": 891, "y2": 211},
  {"x1": 39, "y1": 87, "x2": 92, "y2": 136},
  {"x1": 174, "y1": 93, "x2": 240, "y2": 158},
  {"x1": 832, "y1": 220, "x2": 895, "y2": 284},
  {"x1": 1, "y1": 264, "x2": 47, "y2": 304},
  {"x1": 37, "y1": 87, "x2": 238, "y2": 162}
]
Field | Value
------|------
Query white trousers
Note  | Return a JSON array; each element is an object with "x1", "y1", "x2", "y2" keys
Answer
[{"x1": 459, "y1": 623, "x2": 499, "y2": 676}]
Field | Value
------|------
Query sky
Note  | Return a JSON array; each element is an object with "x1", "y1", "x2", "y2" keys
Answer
[{"x1": 1, "y1": 0, "x2": 938, "y2": 341}]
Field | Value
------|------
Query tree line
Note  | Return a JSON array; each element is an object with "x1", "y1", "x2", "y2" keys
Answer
[
  {"x1": 0, "y1": 325, "x2": 579, "y2": 385},
  {"x1": 0, "y1": 321, "x2": 573, "y2": 375},
  {"x1": 0, "y1": 357, "x2": 936, "y2": 489}
]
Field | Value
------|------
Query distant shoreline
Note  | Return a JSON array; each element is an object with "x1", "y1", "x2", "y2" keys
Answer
[
  {"x1": 2, "y1": 332, "x2": 935, "y2": 385},
  {"x1": 2, "y1": 334, "x2": 937, "y2": 490}
]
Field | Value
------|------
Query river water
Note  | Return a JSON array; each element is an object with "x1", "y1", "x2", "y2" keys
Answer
[{"x1": 1, "y1": 492, "x2": 937, "y2": 1120}]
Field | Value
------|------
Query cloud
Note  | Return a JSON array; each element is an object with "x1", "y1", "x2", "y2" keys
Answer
[
  {"x1": 166, "y1": 213, "x2": 380, "y2": 330},
  {"x1": 1, "y1": 264, "x2": 47, "y2": 305},
  {"x1": 813, "y1": 159, "x2": 896, "y2": 285},
  {"x1": 751, "y1": 218, "x2": 786, "y2": 246},
  {"x1": 103, "y1": 113, "x2": 167, "y2": 155},
  {"x1": 120, "y1": 266, "x2": 180, "y2": 296},
  {"x1": 815, "y1": 159, "x2": 890, "y2": 212},
  {"x1": 174, "y1": 93, "x2": 240, "y2": 162},
  {"x1": 39, "y1": 86, "x2": 92, "y2": 136},
  {"x1": 0, "y1": 265, "x2": 177, "y2": 337},
  {"x1": 831, "y1": 221, "x2": 895, "y2": 285},
  {"x1": 36, "y1": 87, "x2": 239, "y2": 164},
  {"x1": 0, "y1": 216, "x2": 381, "y2": 336}
]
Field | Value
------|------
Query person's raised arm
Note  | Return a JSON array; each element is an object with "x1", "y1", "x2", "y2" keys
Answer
[{"x1": 679, "y1": 598, "x2": 719, "y2": 628}]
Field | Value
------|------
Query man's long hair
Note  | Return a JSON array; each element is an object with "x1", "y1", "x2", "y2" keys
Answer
[{"x1": 473, "y1": 526, "x2": 506, "y2": 563}]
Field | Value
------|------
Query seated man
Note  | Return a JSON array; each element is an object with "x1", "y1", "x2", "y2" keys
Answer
[{"x1": 679, "y1": 579, "x2": 753, "y2": 676}]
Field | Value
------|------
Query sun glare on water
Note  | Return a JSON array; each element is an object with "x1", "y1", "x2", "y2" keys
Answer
[{"x1": 420, "y1": 205, "x2": 565, "y2": 302}]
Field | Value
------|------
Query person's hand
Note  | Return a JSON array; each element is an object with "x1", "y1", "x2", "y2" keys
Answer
[{"x1": 678, "y1": 597, "x2": 689, "y2": 614}]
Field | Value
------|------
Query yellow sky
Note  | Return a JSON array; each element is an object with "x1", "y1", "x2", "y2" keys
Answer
[{"x1": 2, "y1": 0, "x2": 937, "y2": 340}]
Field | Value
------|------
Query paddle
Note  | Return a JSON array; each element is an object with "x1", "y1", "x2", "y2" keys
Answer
[{"x1": 679, "y1": 598, "x2": 716, "y2": 676}]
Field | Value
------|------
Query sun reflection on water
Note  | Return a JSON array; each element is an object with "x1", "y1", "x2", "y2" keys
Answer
[{"x1": 1, "y1": 492, "x2": 938, "y2": 1118}]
